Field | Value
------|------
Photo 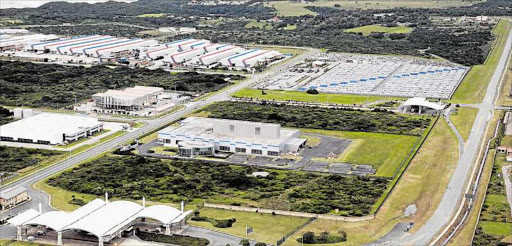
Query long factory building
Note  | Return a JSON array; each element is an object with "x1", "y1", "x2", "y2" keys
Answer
[
  {"x1": 91, "y1": 86, "x2": 164, "y2": 112},
  {"x1": 10, "y1": 34, "x2": 282, "y2": 68}
]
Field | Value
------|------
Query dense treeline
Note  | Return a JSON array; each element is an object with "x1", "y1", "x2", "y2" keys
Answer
[
  {"x1": 0, "y1": 61, "x2": 240, "y2": 108},
  {"x1": 200, "y1": 101, "x2": 431, "y2": 135},
  {"x1": 27, "y1": 23, "x2": 147, "y2": 38},
  {"x1": 0, "y1": 106, "x2": 13, "y2": 125},
  {"x1": 48, "y1": 156, "x2": 389, "y2": 215},
  {"x1": 0, "y1": 146, "x2": 63, "y2": 172}
]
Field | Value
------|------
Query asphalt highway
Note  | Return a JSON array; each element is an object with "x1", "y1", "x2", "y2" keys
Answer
[{"x1": 387, "y1": 20, "x2": 512, "y2": 245}]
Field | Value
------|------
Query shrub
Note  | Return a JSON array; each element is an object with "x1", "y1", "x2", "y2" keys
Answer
[
  {"x1": 306, "y1": 88, "x2": 319, "y2": 94},
  {"x1": 297, "y1": 231, "x2": 347, "y2": 244}
]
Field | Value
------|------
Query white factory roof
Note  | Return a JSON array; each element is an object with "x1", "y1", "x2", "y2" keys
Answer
[
  {"x1": 159, "y1": 117, "x2": 299, "y2": 146},
  {"x1": 0, "y1": 186, "x2": 27, "y2": 200},
  {"x1": 401, "y1": 97, "x2": 445, "y2": 111},
  {"x1": 9, "y1": 198, "x2": 189, "y2": 240},
  {"x1": 0, "y1": 113, "x2": 101, "y2": 143}
]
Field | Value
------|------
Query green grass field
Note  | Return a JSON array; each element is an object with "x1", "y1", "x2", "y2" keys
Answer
[
  {"x1": 265, "y1": 0, "x2": 483, "y2": 16},
  {"x1": 450, "y1": 107, "x2": 478, "y2": 141},
  {"x1": 245, "y1": 20, "x2": 273, "y2": 30},
  {"x1": 451, "y1": 19, "x2": 512, "y2": 104},
  {"x1": 188, "y1": 207, "x2": 310, "y2": 244},
  {"x1": 345, "y1": 24, "x2": 413, "y2": 36},
  {"x1": 233, "y1": 88, "x2": 402, "y2": 105},
  {"x1": 480, "y1": 221, "x2": 512, "y2": 236},
  {"x1": 302, "y1": 129, "x2": 419, "y2": 177}
]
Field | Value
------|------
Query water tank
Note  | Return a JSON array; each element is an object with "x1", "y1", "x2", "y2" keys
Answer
[
  {"x1": 13, "y1": 108, "x2": 23, "y2": 119},
  {"x1": 22, "y1": 109, "x2": 34, "y2": 118}
]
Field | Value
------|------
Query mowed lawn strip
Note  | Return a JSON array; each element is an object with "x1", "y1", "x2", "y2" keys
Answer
[
  {"x1": 480, "y1": 221, "x2": 512, "y2": 236},
  {"x1": 232, "y1": 88, "x2": 402, "y2": 105},
  {"x1": 344, "y1": 24, "x2": 413, "y2": 36},
  {"x1": 301, "y1": 129, "x2": 418, "y2": 178},
  {"x1": 188, "y1": 207, "x2": 310, "y2": 244},
  {"x1": 451, "y1": 19, "x2": 512, "y2": 104},
  {"x1": 282, "y1": 119, "x2": 459, "y2": 246},
  {"x1": 450, "y1": 107, "x2": 478, "y2": 141}
]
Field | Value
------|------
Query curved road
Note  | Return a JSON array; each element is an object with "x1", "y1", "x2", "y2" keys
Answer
[{"x1": 385, "y1": 20, "x2": 512, "y2": 245}]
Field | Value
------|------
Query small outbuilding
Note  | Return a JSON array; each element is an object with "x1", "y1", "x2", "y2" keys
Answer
[{"x1": 398, "y1": 97, "x2": 445, "y2": 114}]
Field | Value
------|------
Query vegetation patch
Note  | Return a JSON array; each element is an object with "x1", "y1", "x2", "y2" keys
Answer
[
  {"x1": 449, "y1": 106, "x2": 478, "y2": 141},
  {"x1": 0, "y1": 146, "x2": 65, "y2": 173},
  {"x1": 200, "y1": 101, "x2": 431, "y2": 135},
  {"x1": 344, "y1": 24, "x2": 413, "y2": 36},
  {"x1": 298, "y1": 231, "x2": 347, "y2": 244},
  {"x1": 0, "y1": 106, "x2": 14, "y2": 125},
  {"x1": 136, "y1": 231, "x2": 209, "y2": 246},
  {"x1": 191, "y1": 213, "x2": 236, "y2": 228},
  {"x1": 48, "y1": 155, "x2": 389, "y2": 216},
  {"x1": 245, "y1": 20, "x2": 273, "y2": 30},
  {"x1": 0, "y1": 61, "x2": 242, "y2": 108}
]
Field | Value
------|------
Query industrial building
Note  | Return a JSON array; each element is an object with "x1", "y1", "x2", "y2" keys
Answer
[
  {"x1": 0, "y1": 34, "x2": 58, "y2": 51},
  {"x1": 0, "y1": 113, "x2": 103, "y2": 145},
  {"x1": 157, "y1": 117, "x2": 306, "y2": 157},
  {"x1": 189, "y1": 45, "x2": 245, "y2": 66},
  {"x1": 220, "y1": 48, "x2": 282, "y2": 68},
  {"x1": 8, "y1": 195, "x2": 192, "y2": 246},
  {"x1": 91, "y1": 86, "x2": 164, "y2": 113},
  {"x1": 0, "y1": 187, "x2": 28, "y2": 210},
  {"x1": 165, "y1": 48, "x2": 206, "y2": 64}
]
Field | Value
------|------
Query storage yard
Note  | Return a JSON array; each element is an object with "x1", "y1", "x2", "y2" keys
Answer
[
  {"x1": 0, "y1": 33, "x2": 285, "y2": 71},
  {"x1": 257, "y1": 53, "x2": 468, "y2": 99}
]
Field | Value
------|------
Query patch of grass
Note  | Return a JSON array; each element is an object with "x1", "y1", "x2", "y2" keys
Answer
[
  {"x1": 264, "y1": 1, "x2": 318, "y2": 16},
  {"x1": 97, "y1": 130, "x2": 126, "y2": 144},
  {"x1": 480, "y1": 221, "x2": 512, "y2": 236},
  {"x1": 233, "y1": 88, "x2": 402, "y2": 105},
  {"x1": 282, "y1": 24, "x2": 297, "y2": 30},
  {"x1": 497, "y1": 52, "x2": 512, "y2": 106},
  {"x1": 302, "y1": 129, "x2": 418, "y2": 177},
  {"x1": 451, "y1": 19, "x2": 512, "y2": 103},
  {"x1": 302, "y1": 134, "x2": 322, "y2": 147},
  {"x1": 245, "y1": 20, "x2": 273, "y2": 30},
  {"x1": 345, "y1": 24, "x2": 413, "y2": 36},
  {"x1": 151, "y1": 146, "x2": 177, "y2": 156},
  {"x1": 34, "y1": 179, "x2": 97, "y2": 212},
  {"x1": 450, "y1": 107, "x2": 478, "y2": 141},
  {"x1": 282, "y1": 119, "x2": 458, "y2": 246},
  {"x1": 139, "y1": 132, "x2": 158, "y2": 144},
  {"x1": 188, "y1": 207, "x2": 310, "y2": 244}
]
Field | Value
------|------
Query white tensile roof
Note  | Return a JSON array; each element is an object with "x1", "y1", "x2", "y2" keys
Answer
[
  {"x1": 8, "y1": 199, "x2": 188, "y2": 240},
  {"x1": 401, "y1": 97, "x2": 445, "y2": 111}
]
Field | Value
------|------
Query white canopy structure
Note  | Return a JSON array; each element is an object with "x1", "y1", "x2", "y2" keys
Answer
[
  {"x1": 9, "y1": 196, "x2": 192, "y2": 246},
  {"x1": 399, "y1": 97, "x2": 445, "y2": 114}
]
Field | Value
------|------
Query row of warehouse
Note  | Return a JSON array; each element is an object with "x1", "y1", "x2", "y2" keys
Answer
[{"x1": 1, "y1": 33, "x2": 284, "y2": 69}]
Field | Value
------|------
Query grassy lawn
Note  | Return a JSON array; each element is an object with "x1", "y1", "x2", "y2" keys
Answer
[
  {"x1": 497, "y1": 51, "x2": 512, "y2": 106},
  {"x1": 139, "y1": 132, "x2": 158, "y2": 144},
  {"x1": 450, "y1": 107, "x2": 478, "y2": 141},
  {"x1": 151, "y1": 146, "x2": 177, "y2": 156},
  {"x1": 283, "y1": 118, "x2": 458, "y2": 246},
  {"x1": 282, "y1": 24, "x2": 297, "y2": 30},
  {"x1": 451, "y1": 19, "x2": 512, "y2": 104},
  {"x1": 344, "y1": 24, "x2": 413, "y2": 36},
  {"x1": 188, "y1": 207, "x2": 310, "y2": 244},
  {"x1": 480, "y1": 221, "x2": 512, "y2": 236},
  {"x1": 34, "y1": 179, "x2": 97, "y2": 212},
  {"x1": 302, "y1": 129, "x2": 419, "y2": 178},
  {"x1": 245, "y1": 20, "x2": 273, "y2": 30},
  {"x1": 233, "y1": 88, "x2": 402, "y2": 105},
  {"x1": 265, "y1": 0, "x2": 482, "y2": 16}
]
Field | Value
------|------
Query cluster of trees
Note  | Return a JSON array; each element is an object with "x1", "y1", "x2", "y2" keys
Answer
[
  {"x1": 201, "y1": 101, "x2": 431, "y2": 135},
  {"x1": 0, "y1": 61, "x2": 240, "y2": 108},
  {"x1": 136, "y1": 231, "x2": 209, "y2": 246},
  {"x1": 0, "y1": 0, "x2": 273, "y2": 25},
  {"x1": 0, "y1": 146, "x2": 63, "y2": 172},
  {"x1": 48, "y1": 155, "x2": 388, "y2": 216},
  {"x1": 0, "y1": 106, "x2": 13, "y2": 125},
  {"x1": 28, "y1": 23, "x2": 147, "y2": 38},
  {"x1": 298, "y1": 231, "x2": 347, "y2": 244},
  {"x1": 191, "y1": 212, "x2": 236, "y2": 228}
]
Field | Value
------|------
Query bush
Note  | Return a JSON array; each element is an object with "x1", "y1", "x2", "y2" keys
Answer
[
  {"x1": 306, "y1": 88, "x2": 319, "y2": 94},
  {"x1": 191, "y1": 215, "x2": 236, "y2": 228},
  {"x1": 255, "y1": 243, "x2": 267, "y2": 246},
  {"x1": 239, "y1": 239, "x2": 250, "y2": 246},
  {"x1": 136, "y1": 231, "x2": 209, "y2": 246},
  {"x1": 298, "y1": 231, "x2": 347, "y2": 244}
]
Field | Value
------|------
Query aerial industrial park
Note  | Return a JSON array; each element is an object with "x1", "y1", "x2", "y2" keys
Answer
[{"x1": 0, "y1": 1, "x2": 511, "y2": 246}]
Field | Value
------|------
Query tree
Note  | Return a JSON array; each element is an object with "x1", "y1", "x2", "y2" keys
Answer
[
  {"x1": 306, "y1": 88, "x2": 319, "y2": 94},
  {"x1": 255, "y1": 243, "x2": 267, "y2": 246},
  {"x1": 239, "y1": 239, "x2": 250, "y2": 246},
  {"x1": 302, "y1": 231, "x2": 315, "y2": 243}
]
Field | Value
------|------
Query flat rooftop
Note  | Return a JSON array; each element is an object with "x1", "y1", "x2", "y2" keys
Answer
[{"x1": 159, "y1": 117, "x2": 299, "y2": 146}]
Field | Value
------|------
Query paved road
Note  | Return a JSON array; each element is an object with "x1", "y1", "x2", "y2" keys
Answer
[
  {"x1": 386, "y1": 21, "x2": 512, "y2": 245},
  {"x1": 181, "y1": 226, "x2": 260, "y2": 246},
  {"x1": 0, "y1": 48, "x2": 316, "y2": 240}
]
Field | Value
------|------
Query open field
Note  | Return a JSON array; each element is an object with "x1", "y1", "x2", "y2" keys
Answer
[
  {"x1": 344, "y1": 25, "x2": 413, "y2": 36},
  {"x1": 480, "y1": 221, "x2": 512, "y2": 236},
  {"x1": 188, "y1": 207, "x2": 310, "y2": 244},
  {"x1": 451, "y1": 19, "x2": 512, "y2": 104},
  {"x1": 245, "y1": 20, "x2": 273, "y2": 30},
  {"x1": 302, "y1": 129, "x2": 419, "y2": 177},
  {"x1": 450, "y1": 107, "x2": 478, "y2": 141},
  {"x1": 265, "y1": 0, "x2": 484, "y2": 16},
  {"x1": 232, "y1": 88, "x2": 402, "y2": 105},
  {"x1": 497, "y1": 50, "x2": 512, "y2": 106},
  {"x1": 282, "y1": 118, "x2": 458, "y2": 245}
]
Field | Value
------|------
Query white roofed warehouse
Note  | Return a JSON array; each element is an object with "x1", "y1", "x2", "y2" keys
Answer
[
  {"x1": 91, "y1": 86, "x2": 164, "y2": 113},
  {"x1": 157, "y1": 117, "x2": 307, "y2": 157},
  {"x1": 398, "y1": 97, "x2": 445, "y2": 114},
  {"x1": 0, "y1": 113, "x2": 103, "y2": 145}
]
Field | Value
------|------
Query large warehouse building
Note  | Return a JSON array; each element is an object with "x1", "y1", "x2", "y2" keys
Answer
[
  {"x1": 220, "y1": 48, "x2": 282, "y2": 68},
  {"x1": 157, "y1": 117, "x2": 306, "y2": 157},
  {"x1": 0, "y1": 113, "x2": 103, "y2": 145},
  {"x1": 91, "y1": 86, "x2": 164, "y2": 112},
  {"x1": 0, "y1": 34, "x2": 58, "y2": 51}
]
